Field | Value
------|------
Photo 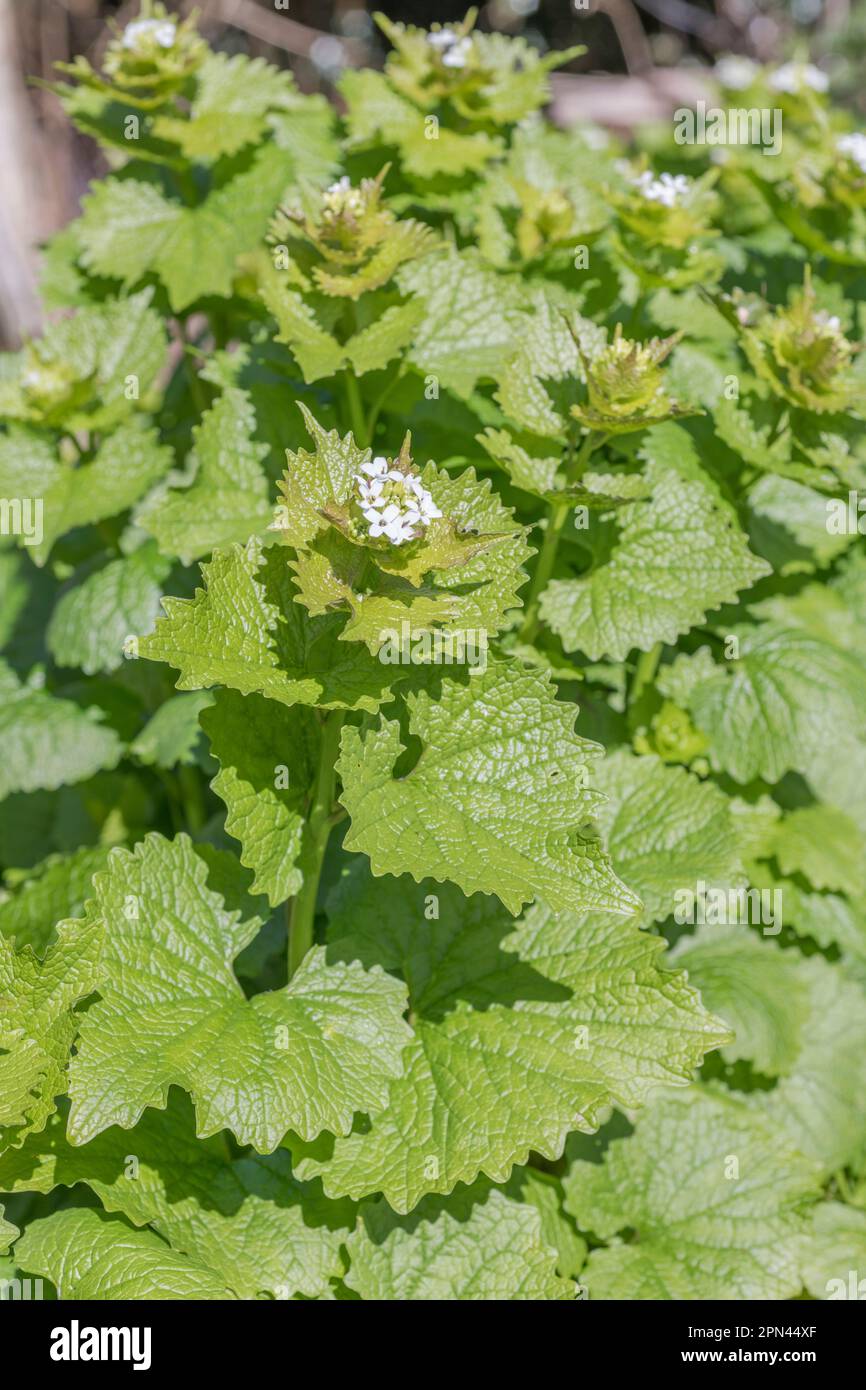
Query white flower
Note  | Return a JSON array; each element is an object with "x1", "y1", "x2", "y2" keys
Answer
[
  {"x1": 321, "y1": 176, "x2": 366, "y2": 219},
  {"x1": 442, "y1": 38, "x2": 472, "y2": 68},
  {"x1": 814, "y1": 310, "x2": 842, "y2": 332},
  {"x1": 714, "y1": 55, "x2": 758, "y2": 91},
  {"x1": 122, "y1": 18, "x2": 177, "y2": 51},
  {"x1": 837, "y1": 132, "x2": 866, "y2": 175},
  {"x1": 768, "y1": 62, "x2": 829, "y2": 95},
  {"x1": 355, "y1": 464, "x2": 442, "y2": 545},
  {"x1": 631, "y1": 170, "x2": 691, "y2": 208},
  {"x1": 427, "y1": 28, "x2": 472, "y2": 69}
]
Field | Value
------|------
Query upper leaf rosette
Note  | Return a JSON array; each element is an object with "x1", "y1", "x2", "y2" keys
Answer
[
  {"x1": 722, "y1": 271, "x2": 862, "y2": 414},
  {"x1": 375, "y1": 12, "x2": 581, "y2": 125},
  {"x1": 608, "y1": 163, "x2": 723, "y2": 290},
  {"x1": 57, "y1": 3, "x2": 206, "y2": 110},
  {"x1": 267, "y1": 170, "x2": 437, "y2": 300},
  {"x1": 570, "y1": 325, "x2": 697, "y2": 434},
  {"x1": 273, "y1": 408, "x2": 530, "y2": 652},
  {"x1": 340, "y1": 11, "x2": 583, "y2": 184}
]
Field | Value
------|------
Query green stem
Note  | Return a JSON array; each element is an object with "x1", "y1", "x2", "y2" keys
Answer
[
  {"x1": 518, "y1": 498, "x2": 572, "y2": 645},
  {"x1": 518, "y1": 432, "x2": 598, "y2": 645},
  {"x1": 287, "y1": 710, "x2": 345, "y2": 979},
  {"x1": 177, "y1": 764, "x2": 206, "y2": 834},
  {"x1": 629, "y1": 642, "x2": 663, "y2": 706},
  {"x1": 365, "y1": 368, "x2": 403, "y2": 444},
  {"x1": 341, "y1": 368, "x2": 368, "y2": 446}
]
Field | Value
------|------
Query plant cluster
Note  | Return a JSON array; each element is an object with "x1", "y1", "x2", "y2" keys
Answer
[{"x1": 1, "y1": 4, "x2": 865, "y2": 1301}]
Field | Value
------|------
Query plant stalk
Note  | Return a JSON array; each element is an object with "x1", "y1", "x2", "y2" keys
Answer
[
  {"x1": 342, "y1": 367, "x2": 368, "y2": 446},
  {"x1": 629, "y1": 641, "x2": 663, "y2": 707},
  {"x1": 287, "y1": 709, "x2": 345, "y2": 979},
  {"x1": 518, "y1": 432, "x2": 599, "y2": 645}
]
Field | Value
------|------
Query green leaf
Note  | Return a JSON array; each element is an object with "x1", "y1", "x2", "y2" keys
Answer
[
  {"x1": 0, "y1": 916, "x2": 102, "y2": 1153},
  {"x1": 156, "y1": 51, "x2": 314, "y2": 161},
  {"x1": 137, "y1": 538, "x2": 398, "y2": 713},
  {"x1": 15, "y1": 1207, "x2": 235, "y2": 1300},
  {"x1": 130, "y1": 692, "x2": 214, "y2": 769},
  {"x1": 495, "y1": 293, "x2": 603, "y2": 438},
  {"x1": 277, "y1": 405, "x2": 370, "y2": 550},
  {"x1": 0, "y1": 291, "x2": 167, "y2": 433},
  {"x1": 540, "y1": 461, "x2": 769, "y2": 660},
  {"x1": 47, "y1": 543, "x2": 171, "y2": 675},
  {"x1": 201, "y1": 690, "x2": 317, "y2": 907},
  {"x1": 478, "y1": 427, "x2": 562, "y2": 496},
  {"x1": 670, "y1": 926, "x2": 810, "y2": 1076},
  {"x1": 0, "y1": 845, "x2": 112, "y2": 953},
  {"x1": 77, "y1": 148, "x2": 295, "y2": 311},
  {"x1": 754, "y1": 955, "x2": 866, "y2": 1173},
  {"x1": 344, "y1": 299, "x2": 426, "y2": 375},
  {"x1": 0, "y1": 1094, "x2": 354, "y2": 1300},
  {"x1": 591, "y1": 750, "x2": 745, "y2": 927},
  {"x1": 503, "y1": 1167, "x2": 586, "y2": 1279},
  {"x1": 338, "y1": 661, "x2": 640, "y2": 918},
  {"x1": 395, "y1": 248, "x2": 525, "y2": 398},
  {"x1": 771, "y1": 875, "x2": 866, "y2": 962},
  {"x1": 799, "y1": 1203, "x2": 866, "y2": 1300},
  {"x1": 67, "y1": 833, "x2": 411, "y2": 1151},
  {"x1": 0, "y1": 666, "x2": 122, "y2": 800},
  {"x1": 340, "y1": 69, "x2": 502, "y2": 178},
  {"x1": 0, "y1": 418, "x2": 173, "y2": 564},
  {"x1": 138, "y1": 385, "x2": 273, "y2": 563},
  {"x1": 684, "y1": 622, "x2": 866, "y2": 785},
  {"x1": 769, "y1": 805, "x2": 865, "y2": 896},
  {"x1": 0, "y1": 1206, "x2": 17, "y2": 1255},
  {"x1": 748, "y1": 474, "x2": 856, "y2": 572},
  {"x1": 564, "y1": 1087, "x2": 822, "y2": 1299},
  {"x1": 345, "y1": 1184, "x2": 573, "y2": 1300},
  {"x1": 289, "y1": 867, "x2": 728, "y2": 1212},
  {"x1": 258, "y1": 272, "x2": 346, "y2": 384}
]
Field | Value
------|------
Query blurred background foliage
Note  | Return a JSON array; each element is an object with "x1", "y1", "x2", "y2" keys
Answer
[{"x1": 1, "y1": 0, "x2": 864, "y2": 345}]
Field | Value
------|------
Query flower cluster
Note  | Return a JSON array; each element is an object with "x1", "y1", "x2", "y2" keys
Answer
[
  {"x1": 320, "y1": 176, "x2": 369, "y2": 225},
  {"x1": 355, "y1": 458, "x2": 442, "y2": 546},
  {"x1": 714, "y1": 55, "x2": 759, "y2": 91},
  {"x1": 631, "y1": 170, "x2": 691, "y2": 208},
  {"x1": 427, "y1": 27, "x2": 474, "y2": 70},
  {"x1": 837, "y1": 133, "x2": 866, "y2": 176},
  {"x1": 121, "y1": 17, "x2": 177, "y2": 51},
  {"x1": 768, "y1": 61, "x2": 828, "y2": 95},
  {"x1": 101, "y1": 3, "x2": 205, "y2": 93},
  {"x1": 611, "y1": 164, "x2": 721, "y2": 286}
]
